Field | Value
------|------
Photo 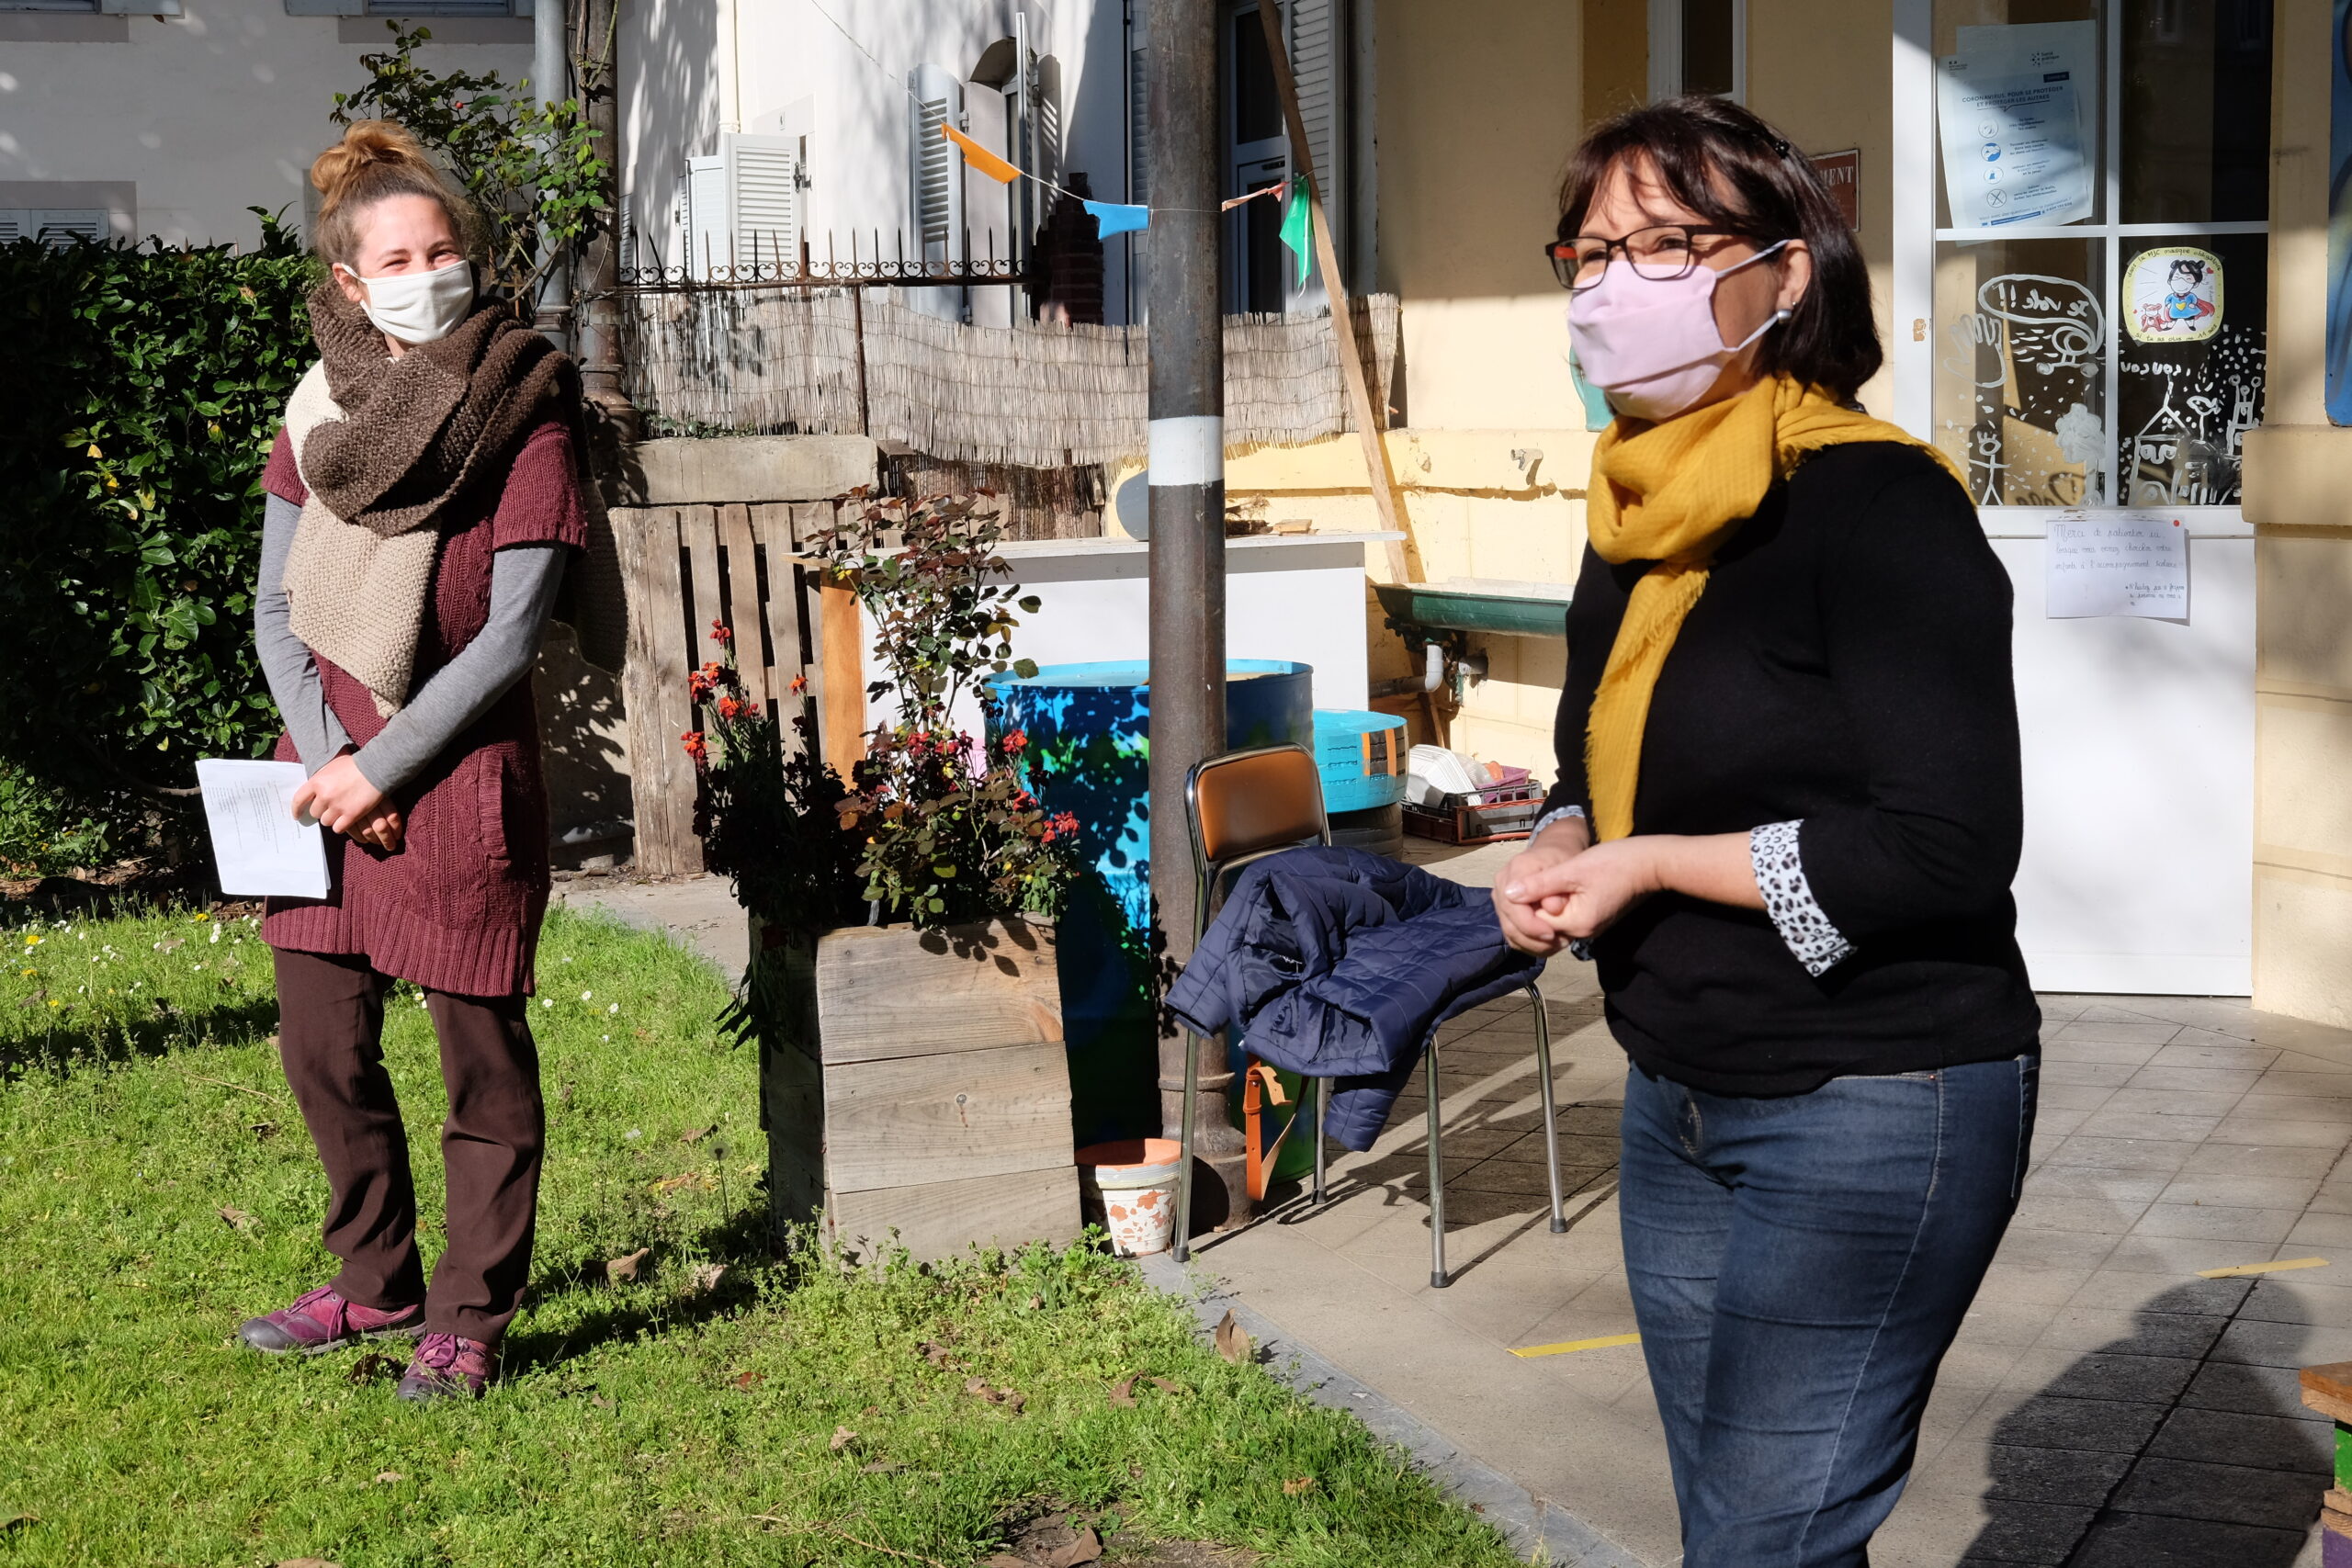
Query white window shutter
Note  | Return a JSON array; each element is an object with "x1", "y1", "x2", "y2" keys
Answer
[
  {"x1": 17, "y1": 210, "x2": 107, "y2": 249},
  {"x1": 1125, "y1": 24, "x2": 1148, "y2": 206},
  {"x1": 721, "y1": 132, "x2": 798, "y2": 278},
  {"x1": 0, "y1": 214, "x2": 22, "y2": 245},
  {"x1": 908, "y1": 62, "x2": 965, "y2": 264},
  {"x1": 685, "y1": 154, "x2": 728, "y2": 278},
  {"x1": 100, "y1": 0, "x2": 185, "y2": 14},
  {"x1": 1288, "y1": 0, "x2": 1344, "y2": 284}
]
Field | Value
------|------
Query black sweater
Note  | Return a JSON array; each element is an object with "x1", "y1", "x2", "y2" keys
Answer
[{"x1": 1543, "y1": 442, "x2": 2041, "y2": 1095}]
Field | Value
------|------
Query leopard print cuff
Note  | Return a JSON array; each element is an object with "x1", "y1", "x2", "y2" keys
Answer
[{"x1": 1751, "y1": 819, "x2": 1855, "y2": 977}]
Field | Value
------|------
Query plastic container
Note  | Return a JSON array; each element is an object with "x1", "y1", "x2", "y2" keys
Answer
[
  {"x1": 1312, "y1": 708, "x2": 1408, "y2": 814},
  {"x1": 1329, "y1": 802, "x2": 1406, "y2": 859},
  {"x1": 1076, "y1": 1137, "x2": 1183, "y2": 1257}
]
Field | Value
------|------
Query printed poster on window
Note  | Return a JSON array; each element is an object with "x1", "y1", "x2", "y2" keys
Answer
[
  {"x1": 1938, "y1": 21, "x2": 2097, "y2": 231},
  {"x1": 2125, "y1": 246, "x2": 2222, "y2": 344},
  {"x1": 2327, "y1": 0, "x2": 2352, "y2": 423}
]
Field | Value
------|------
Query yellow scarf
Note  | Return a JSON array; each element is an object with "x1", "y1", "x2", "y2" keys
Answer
[{"x1": 1581, "y1": 374, "x2": 1964, "y2": 841}]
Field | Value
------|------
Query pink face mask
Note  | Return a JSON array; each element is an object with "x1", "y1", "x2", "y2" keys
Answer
[{"x1": 1566, "y1": 241, "x2": 1792, "y2": 423}]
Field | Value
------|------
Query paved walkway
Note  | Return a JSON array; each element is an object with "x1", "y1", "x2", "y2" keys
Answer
[
  {"x1": 548, "y1": 860, "x2": 2352, "y2": 1565},
  {"x1": 1188, "y1": 842, "x2": 2352, "y2": 1567}
]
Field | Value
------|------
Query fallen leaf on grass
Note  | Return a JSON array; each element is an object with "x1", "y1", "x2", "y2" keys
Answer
[
  {"x1": 1282, "y1": 1476, "x2": 1317, "y2": 1495},
  {"x1": 373, "y1": 1472, "x2": 403, "y2": 1484},
  {"x1": 1213, "y1": 1308, "x2": 1252, "y2": 1365},
  {"x1": 732, "y1": 1370, "x2": 763, "y2": 1390},
  {"x1": 1, "y1": 1514, "x2": 35, "y2": 1534},
  {"x1": 691, "y1": 1262, "x2": 729, "y2": 1293},
  {"x1": 681, "y1": 1122, "x2": 718, "y2": 1144},
  {"x1": 829, "y1": 1425, "x2": 860, "y2": 1452},
  {"x1": 860, "y1": 1461, "x2": 902, "y2": 1474},
  {"x1": 604, "y1": 1247, "x2": 652, "y2": 1284},
  {"x1": 919, "y1": 1340, "x2": 963, "y2": 1371},
  {"x1": 218, "y1": 1207, "x2": 256, "y2": 1232},
  {"x1": 1148, "y1": 1377, "x2": 1183, "y2": 1395},
  {"x1": 985, "y1": 1557, "x2": 1029, "y2": 1568},
  {"x1": 1107, "y1": 1375, "x2": 1136, "y2": 1407},
  {"x1": 963, "y1": 1377, "x2": 1027, "y2": 1412},
  {"x1": 156, "y1": 938, "x2": 184, "y2": 953},
  {"x1": 1039, "y1": 1528, "x2": 1102, "y2": 1567}
]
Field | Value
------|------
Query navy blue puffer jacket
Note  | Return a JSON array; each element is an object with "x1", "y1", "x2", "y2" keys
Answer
[{"x1": 1165, "y1": 846, "x2": 1545, "y2": 1152}]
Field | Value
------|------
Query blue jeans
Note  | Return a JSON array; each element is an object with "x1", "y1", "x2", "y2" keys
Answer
[{"x1": 1619, "y1": 1054, "x2": 2038, "y2": 1568}]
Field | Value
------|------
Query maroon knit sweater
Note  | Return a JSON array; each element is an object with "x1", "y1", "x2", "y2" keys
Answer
[{"x1": 259, "y1": 420, "x2": 584, "y2": 998}]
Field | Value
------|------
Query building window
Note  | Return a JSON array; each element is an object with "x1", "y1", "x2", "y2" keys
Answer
[
  {"x1": 1, "y1": 0, "x2": 101, "y2": 11},
  {"x1": 0, "y1": 209, "x2": 107, "y2": 245},
  {"x1": 1922, "y1": 0, "x2": 2272, "y2": 509},
  {"x1": 1650, "y1": 0, "x2": 1745, "y2": 102},
  {"x1": 363, "y1": 0, "x2": 514, "y2": 12}
]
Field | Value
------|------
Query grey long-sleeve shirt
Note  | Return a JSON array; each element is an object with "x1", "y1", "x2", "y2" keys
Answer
[{"x1": 254, "y1": 491, "x2": 563, "y2": 795}]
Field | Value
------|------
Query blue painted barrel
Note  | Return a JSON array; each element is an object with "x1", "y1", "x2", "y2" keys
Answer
[{"x1": 988, "y1": 660, "x2": 1313, "y2": 1145}]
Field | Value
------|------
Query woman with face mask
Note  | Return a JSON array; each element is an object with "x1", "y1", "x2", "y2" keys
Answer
[
  {"x1": 1494, "y1": 98, "x2": 2038, "y2": 1566},
  {"x1": 233, "y1": 119, "x2": 620, "y2": 1402}
]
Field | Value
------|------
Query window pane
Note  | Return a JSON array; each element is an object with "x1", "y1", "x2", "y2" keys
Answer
[
  {"x1": 1233, "y1": 9, "x2": 1282, "y2": 146},
  {"x1": 1934, "y1": 236, "x2": 2108, "y2": 505},
  {"x1": 2114, "y1": 230, "x2": 2267, "y2": 504},
  {"x1": 1682, "y1": 0, "x2": 1736, "y2": 96},
  {"x1": 2120, "y1": 0, "x2": 2273, "y2": 223},
  {"x1": 1933, "y1": 1, "x2": 2103, "y2": 231}
]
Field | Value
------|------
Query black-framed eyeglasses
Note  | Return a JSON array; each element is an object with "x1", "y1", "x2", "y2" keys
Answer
[{"x1": 1544, "y1": 226, "x2": 1766, "y2": 292}]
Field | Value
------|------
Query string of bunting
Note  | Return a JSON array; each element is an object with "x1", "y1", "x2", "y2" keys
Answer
[{"x1": 807, "y1": 0, "x2": 1315, "y2": 262}]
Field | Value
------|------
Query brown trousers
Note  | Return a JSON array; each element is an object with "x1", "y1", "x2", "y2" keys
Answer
[{"x1": 271, "y1": 947, "x2": 545, "y2": 1342}]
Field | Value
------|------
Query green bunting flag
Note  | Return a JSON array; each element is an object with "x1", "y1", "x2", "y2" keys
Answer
[{"x1": 1279, "y1": 175, "x2": 1312, "y2": 288}]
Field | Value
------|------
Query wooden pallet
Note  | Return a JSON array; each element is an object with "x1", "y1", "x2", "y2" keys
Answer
[{"x1": 610, "y1": 501, "x2": 871, "y2": 875}]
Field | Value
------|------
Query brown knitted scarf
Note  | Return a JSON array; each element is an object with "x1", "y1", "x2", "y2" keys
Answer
[{"x1": 284, "y1": 284, "x2": 627, "y2": 716}]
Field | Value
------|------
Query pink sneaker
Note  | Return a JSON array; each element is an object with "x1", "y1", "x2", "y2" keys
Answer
[
  {"x1": 396, "y1": 1332, "x2": 497, "y2": 1402},
  {"x1": 236, "y1": 1285, "x2": 424, "y2": 1356}
]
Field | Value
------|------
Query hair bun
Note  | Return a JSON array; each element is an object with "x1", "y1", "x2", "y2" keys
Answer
[{"x1": 310, "y1": 119, "x2": 432, "y2": 203}]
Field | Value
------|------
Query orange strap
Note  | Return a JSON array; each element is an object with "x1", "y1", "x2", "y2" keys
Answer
[{"x1": 1241, "y1": 1058, "x2": 1291, "y2": 1202}]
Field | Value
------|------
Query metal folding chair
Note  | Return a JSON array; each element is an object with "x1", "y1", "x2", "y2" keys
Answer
[{"x1": 1171, "y1": 744, "x2": 1566, "y2": 1286}]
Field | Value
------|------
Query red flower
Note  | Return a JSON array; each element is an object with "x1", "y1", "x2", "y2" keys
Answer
[
  {"x1": 1001, "y1": 728, "x2": 1027, "y2": 755},
  {"x1": 1052, "y1": 811, "x2": 1078, "y2": 835},
  {"x1": 710, "y1": 619, "x2": 733, "y2": 645},
  {"x1": 681, "y1": 730, "x2": 707, "y2": 764},
  {"x1": 789, "y1": 673, "x2": 808, "y2": 694},
  {"x1": 716, "y1": 695, "x2": 743, "y2": 721}
]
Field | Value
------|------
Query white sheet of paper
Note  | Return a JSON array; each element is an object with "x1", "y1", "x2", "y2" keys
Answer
[
  {"x1": 196, "y1": 759, "x2": 329, "y2": 898},
  {"x1": 1939, "y1": 21, "x2": 2097, "y2": 231},
  {"x1": 2046, "y1": 514, "x2": 2190, "y2": 620}
]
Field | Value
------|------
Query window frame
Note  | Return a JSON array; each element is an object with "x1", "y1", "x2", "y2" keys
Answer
[
  {"x1": 1648, "y1": 0, "x2": 1747, "y2": 104},
  {"x1": 1890, "y1": 0, "x2": 2267, "y2": 536}
]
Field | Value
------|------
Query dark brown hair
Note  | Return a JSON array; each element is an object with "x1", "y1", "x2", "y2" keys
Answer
[
  {"x1": 1558, "y1": 96, "x2": 1881, "y2": 402},
  {"x1": 309, "y1": 119, "x2": 484, "y2": 269}
]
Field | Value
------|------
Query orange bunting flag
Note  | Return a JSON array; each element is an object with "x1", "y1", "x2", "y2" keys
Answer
[{"x1": 941, "y1": 123, "x2": 1020, "y2": 185}]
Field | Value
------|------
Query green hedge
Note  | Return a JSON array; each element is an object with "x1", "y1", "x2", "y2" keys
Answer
[{"x1": 0, "y1": 214, "x2": 316, "y2": 871}]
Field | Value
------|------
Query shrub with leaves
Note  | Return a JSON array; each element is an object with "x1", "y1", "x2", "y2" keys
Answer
[
  {"x1": 683, "y1": 624, "x2": 864, "y2": 937},
  {"x1": 0, "y1": 213, "x2": 318, "y2": 850},
  {"x1": 815, "y1": 495, "x2": 1079, "y2": 928}
]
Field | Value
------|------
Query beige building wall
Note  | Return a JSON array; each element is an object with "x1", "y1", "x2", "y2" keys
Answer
[{"x1": 2243, "y1": 0, "x2": 2352, "y2": 1025}]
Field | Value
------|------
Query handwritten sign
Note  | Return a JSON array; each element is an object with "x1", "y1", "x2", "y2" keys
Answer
[{"x1": 2046, "y1": 514, "x2": 2188, "y2": 620}]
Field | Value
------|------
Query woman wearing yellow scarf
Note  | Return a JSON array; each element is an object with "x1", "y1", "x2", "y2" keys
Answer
[{"x1": 1494, "y1": 99, "x2": 2038, "y2": 1566}]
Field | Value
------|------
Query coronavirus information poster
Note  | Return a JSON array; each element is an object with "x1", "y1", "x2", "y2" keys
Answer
[{"x1": 1939, "y1": 21, "x2": 2096, "y2": 231}]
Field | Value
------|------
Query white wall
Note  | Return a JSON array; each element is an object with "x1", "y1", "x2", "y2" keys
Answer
[
  {"x1": 618, "y1": 0, "x2": 1134, "y2": 314},
  {"x1": 0, "y1": 0, "x2": 532, "y2": 249},
  {"x1": 1995, "y1": 534, "x2": 2257, "y2": 996}
]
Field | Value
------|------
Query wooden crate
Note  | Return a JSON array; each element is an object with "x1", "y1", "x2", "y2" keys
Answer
[
  {"x1": 758, "y1": 917, "x2": 1079, "y2": 1261},
  {"x1": 609, "y1": 501, "x2": 870, "y2": 875}
]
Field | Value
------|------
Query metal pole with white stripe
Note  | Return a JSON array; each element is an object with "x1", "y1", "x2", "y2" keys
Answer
[{"x1": 1146, "y1": 0, "x2": 1246, "y2": 1239}]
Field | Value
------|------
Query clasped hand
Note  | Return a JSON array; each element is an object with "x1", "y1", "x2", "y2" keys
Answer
[
  {"x1": 1492, "y1": 819, "x2": 1661, "y2": 957},
  {"x1": 289, "y1": 752, "x2": 404, "y2": 852}
]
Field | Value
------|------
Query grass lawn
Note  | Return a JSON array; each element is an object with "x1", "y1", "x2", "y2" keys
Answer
[{"x1": 0, "y1": 905, "x2": 1525, "y2": 1568}]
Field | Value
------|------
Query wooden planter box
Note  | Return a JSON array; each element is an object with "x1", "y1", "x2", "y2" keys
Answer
[{"x1": 755, "y1": 917, "x2": 1080, "y2": 1261}]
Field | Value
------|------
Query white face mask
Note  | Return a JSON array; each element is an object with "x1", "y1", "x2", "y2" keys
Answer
[{"x1": 338, "y1": 258, "x2": 475, "y2": 345}]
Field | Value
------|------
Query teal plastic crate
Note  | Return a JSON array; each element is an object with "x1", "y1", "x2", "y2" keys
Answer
[{"x1": 1313, "y1": 709, "x2": 1408, "y2": 814}]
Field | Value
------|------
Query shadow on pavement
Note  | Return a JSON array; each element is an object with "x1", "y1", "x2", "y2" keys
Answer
[{"x1": 1962, "y1": 1279, "x2": 2324, "y2": 1567}]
